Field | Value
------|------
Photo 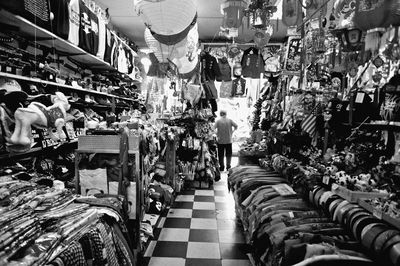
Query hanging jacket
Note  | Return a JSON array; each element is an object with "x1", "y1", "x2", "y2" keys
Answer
[{"x1": 241, "y1": 47, "x2": 265, "y2": 78}]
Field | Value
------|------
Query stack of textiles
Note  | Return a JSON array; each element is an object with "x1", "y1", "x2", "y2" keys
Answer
[
  {"x1": 228, "y1": 165, "x2": 373, "y2": 266},
  {"x1": 0, "y1": 175, "x2": 135, "y2": 266}
]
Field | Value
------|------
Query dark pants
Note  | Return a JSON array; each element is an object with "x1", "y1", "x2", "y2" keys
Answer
[{"x1": 218, "y1": 143, "x2": 232, "y2": 171}]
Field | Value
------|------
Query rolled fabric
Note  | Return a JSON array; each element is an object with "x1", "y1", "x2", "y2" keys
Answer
[
  {"x1": 374, "y1": 229, "x2": 400, "y2": 255},
  {"x1": 361, "y1": 223, "x2": 388, "y2": 250}
]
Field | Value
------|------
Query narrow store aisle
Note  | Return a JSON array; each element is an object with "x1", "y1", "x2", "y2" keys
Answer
[{"x1": 143, "y1": 158, "x2": 252, "y2": 266}]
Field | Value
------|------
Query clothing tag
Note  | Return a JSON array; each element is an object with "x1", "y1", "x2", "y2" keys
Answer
[
  {"x1": 355, "y1": 92, "x2": 365, "y2": 103},
  {"x1": 288, "y1": 211, "x2": 295, "y2": 218},
  {"x1": 331, "y1": 183, "x2": 339, "y2": 191},
  {"x1": 272, "y1": 184, "x2": 296, "y2": 196},
  {"x1": 322, "y1": 175, "x2": 330, "y2": 185},
  {"x1": 372, "y1": 208, "x2": 383, "y2": 220}
]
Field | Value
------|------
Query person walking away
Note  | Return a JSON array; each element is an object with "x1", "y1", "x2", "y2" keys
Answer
[{"x1": 214, "y1": 110, "x2": 238, "y2": 171}]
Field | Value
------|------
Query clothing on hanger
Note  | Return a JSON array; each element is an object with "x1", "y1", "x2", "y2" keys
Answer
[
  {"x1": 232, "y1": 77, "x2": 247, "y2": 97},
  {"x1": 241, "y1": 47, "x2": 265, "y2": 78},
  {"x1": 201, "y1": 51, "x2": 221, "y2": 81},
  {"x1": 68, "y1": 0, "x2": 80, "y2": 46}
]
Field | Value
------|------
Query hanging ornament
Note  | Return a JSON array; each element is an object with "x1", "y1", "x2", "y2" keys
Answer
[
  {"x1": 134, "y1": 0, "x2": 197, "y2": 35},
  {"x1": 254, "y1": 25, "x2": 274, "y2": 48},
  {"x1": 334, "y1": 0, "x2": 357, "y2": 29},
  {"x1": 306, "y1": 0, "x2": 328, "y2": 20},
  {"x1": 348, "y1": 61, "x2": 359, "y2": 78},
  {"x1": 282, "y1": 0, "x2": 303, "y2": 27},
  {"x1": 364, "y1": 27, "x2": 385, "y2": 53},
  {"x1": 221, "y1": 0, "x2": 247, "y2": 29},
  {"x1": 335, "y1": 27, "x2": 363, "y2": 52},
  {"x1": 173, "y1": 55, "x2": 199, "y2": 77}
]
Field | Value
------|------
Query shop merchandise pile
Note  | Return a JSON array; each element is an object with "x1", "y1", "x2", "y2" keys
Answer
[{"x1": 0, "y1": 168, "x2": 135, "y2": 266}]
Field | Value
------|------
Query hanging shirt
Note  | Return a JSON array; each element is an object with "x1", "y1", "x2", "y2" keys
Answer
[
  {"x1": 96, "y1": 9, "x2": 106, "y2": 60},
  {"x1": 117, "y1": 45, "x2": 128, "y2": 73},
  {"x1": 89, "y1": 9, "x2": 99, "y2": 55},
  {"x1": 49, "y1": 0, "x2": 69, "y2": 39},
  {"x1": 201, "y1": 52, "x2": 221, "y2": 81},
  {"x1": 111, "y1": 38, "x2": 119, "y2": 69},
  {"x1": 126, "y1": 48, "x2": 134, "y2": 74},
  {"x1": 104, "y1": 26, "x2": 114, "y2": 64},
  {"x1": 78, "y1": 1, "x2": 92, "y2": 53},
  {"x1": 216, "y1": 57, "x2": 232, "y2": 82},
  {"x1": 241, "y1": 47, "x2": 265, "y2": 78},
  {"x1": 231, "y1": 77, "x2": 246, "y2": 97},
  {"x1": 67, "y1": 0, "x2": 80, "y2": 46}
]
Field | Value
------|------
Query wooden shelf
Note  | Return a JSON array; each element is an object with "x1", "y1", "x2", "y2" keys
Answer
[
  {"x1": 0, "y1": 72, "x2": 136, "y2": 102},
  {"x1": 0, "y1": 139, "x2": 78, "y2": 161},
  {"x1": 1, "y1": 9, "x2": 116, "y2": 71},
  {"x1": 76, "y1": 149, "x2": 138, "y2": 154},
  {"x1": 342, "y1": 121, "x2": 400, "y2": 131}
]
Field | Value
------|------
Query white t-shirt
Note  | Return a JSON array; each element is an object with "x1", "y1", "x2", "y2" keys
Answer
[
  {"x1": 118, "y1": 45, "x2": 128, "y2": 73},
  {"x1": 68, "y1": 0, "x2": 80, "y2": 46}
]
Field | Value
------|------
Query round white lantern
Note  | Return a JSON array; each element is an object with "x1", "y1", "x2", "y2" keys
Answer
[
  {"x1": 173, "y1": 54, "x2": 199, "y2": 76},
  {"x1": 145, "y1": 24, "x2": 199, "y2": 63},
  {"x1": 134, "y1": 0, "x2": 197, "y2": 36}
]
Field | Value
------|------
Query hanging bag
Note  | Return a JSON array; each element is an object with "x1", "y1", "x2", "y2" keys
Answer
[{"x1": 182, "y1": 74, "x2": 202, "y2": 106}]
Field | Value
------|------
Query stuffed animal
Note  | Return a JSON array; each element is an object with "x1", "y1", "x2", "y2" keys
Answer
[{"x1": 9, "y1": 92, "x2": 70, "y2": 146}]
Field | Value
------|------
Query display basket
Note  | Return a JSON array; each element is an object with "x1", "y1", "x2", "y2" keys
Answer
[
  {"x1": 331, "y1": 184, "x2": 389, "y2": 203},
  {"x1": 359, "y1": 200, "x2": 400, "y2": 231}
]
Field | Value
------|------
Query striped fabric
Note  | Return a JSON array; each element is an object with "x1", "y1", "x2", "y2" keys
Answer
[{"x1": 301, "y1": 112, "x2": 317, "y2": 138}]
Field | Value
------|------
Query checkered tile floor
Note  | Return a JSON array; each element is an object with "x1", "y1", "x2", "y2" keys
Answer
[{"x1": 143, "y1": 164, "x2": 252, "y2": 265}]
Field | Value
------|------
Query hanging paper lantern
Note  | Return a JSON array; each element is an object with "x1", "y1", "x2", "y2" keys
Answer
[
  {"x1": 150, "y1": 14, "x2": 197, "y2": 45},
  {"x1": 173, "y1": 55, "x2": 199, "y2": 77},
  {"x1": 334, "y1": 0, "x2": 357, "y2": 29},
  {"x1": 353, "y1": 0, "x2": 397, "y2": 31},
  {"x1": 282, "y1": 0, "x2": 302, "y2": 27},
  {"x1": 254, "y1": 25, "x2": 274, "y2": 48},
  {"x1": 134, "y1": 0, "x2": 197, "y2": 35},
  {"x1": 220, "y1": 0, "x2": 247, "y2": 29},
  {"x1": 145, "y1": 24, "x2": 199, "y2": 63}
]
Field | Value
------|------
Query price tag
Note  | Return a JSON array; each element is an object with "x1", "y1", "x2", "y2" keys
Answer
[
  {"x1": 373, "y1": 208, "x2": 383, "y2": 220},
  {"x1": 288, "y1": 211, "x2": 294, "y2": 218},
  {"x1": 355, "y1": 92, "x2": 365, "y2": 103},
  {"x1": 322, "y1": 175, "x2": 330, "y2": 185},
  {"x1": 272, "y1": 184, "x2": 296, "y2": 196}
]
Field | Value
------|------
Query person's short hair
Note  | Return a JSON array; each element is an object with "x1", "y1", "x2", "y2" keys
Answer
[{"x1": 220, "y1": 110, "x2": 227, "y2": 116}]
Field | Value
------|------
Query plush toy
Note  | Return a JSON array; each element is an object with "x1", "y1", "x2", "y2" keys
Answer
[
  {"x1": 10, "y1": 92, "x2": 70, "y2": 146},
  {"x1": 325, "y1": 165, "x2": 339, "y2": 175}
]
